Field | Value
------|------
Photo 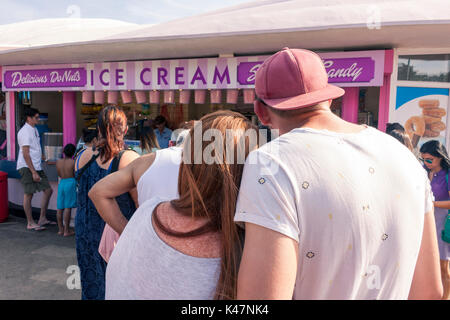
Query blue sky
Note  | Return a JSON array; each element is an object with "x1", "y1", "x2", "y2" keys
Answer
[{"x1": 0, "y1": 0, "x2": 251, "y2": 25}]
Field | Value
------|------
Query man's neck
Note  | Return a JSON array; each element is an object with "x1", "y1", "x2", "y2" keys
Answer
[
  {"x1": 275, "y1": 109, "x2": 334, "y2": 135},
  {"x1": 26, "y1": 121, "x2": 35, "y2": 128},
  {"x1": 275, "y1": 109, "x2": 365, "y2": 136}
]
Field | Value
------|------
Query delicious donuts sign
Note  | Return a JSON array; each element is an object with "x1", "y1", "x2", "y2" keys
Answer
[{"x1": 2, "y1": 50, "x2": 385, "y2": 91}]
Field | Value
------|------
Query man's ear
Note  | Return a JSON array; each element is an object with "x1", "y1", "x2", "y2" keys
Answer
[{"x1": 254, "y1": 101, "x2": 272, "y2": 127}]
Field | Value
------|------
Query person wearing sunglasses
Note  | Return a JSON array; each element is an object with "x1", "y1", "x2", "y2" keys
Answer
[{"x1": 420, "y1": 140, "x2": 450, "y2": 299}]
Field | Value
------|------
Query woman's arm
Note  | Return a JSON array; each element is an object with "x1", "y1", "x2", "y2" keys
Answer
[
  {"x1": 88, "y1": 153, "x2": 155, "y2": 235},
  {"x1": 433, "y1": 200, "x2": 450, "y2": 209},
  {"x1": 118, "y1": 150, "x2": 141, "y2": 207},
  {"x1": 433, "y1": 191, "x2": 450, "y2": 209}
]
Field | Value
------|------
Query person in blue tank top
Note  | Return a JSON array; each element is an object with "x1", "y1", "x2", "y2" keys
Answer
[{"x1": 74, "y1": 106, "x2": 140, "y2": 300}]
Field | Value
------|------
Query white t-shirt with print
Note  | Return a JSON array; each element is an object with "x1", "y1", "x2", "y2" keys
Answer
[
  {"x1": 234, "y1": 126, "x2": 434, "y2": 300},
  {"x1": 17, "y1": 123, "x2": 42, "y2": 171}
]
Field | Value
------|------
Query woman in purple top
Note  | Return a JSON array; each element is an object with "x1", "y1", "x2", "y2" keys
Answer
[{"x1": 420, "y1": 140, "x2": 450, "y2": 300}]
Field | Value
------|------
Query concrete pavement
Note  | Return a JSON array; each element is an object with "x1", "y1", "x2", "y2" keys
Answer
[{"x1": 0, "y1": 213, "x2": 80, "y2": 300}]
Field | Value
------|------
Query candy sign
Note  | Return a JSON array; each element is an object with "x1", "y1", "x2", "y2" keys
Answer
[
  {"x1": 237, "y1": 62, "x2": 263, "y2": 85},
  {"x1": 322, "y1": 57, "x2": 375, "y2": 83}
]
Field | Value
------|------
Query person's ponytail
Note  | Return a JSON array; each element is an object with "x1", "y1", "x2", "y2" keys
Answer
[{"x1": 96, "y1": 106, "x2": 127, "y2": 164}]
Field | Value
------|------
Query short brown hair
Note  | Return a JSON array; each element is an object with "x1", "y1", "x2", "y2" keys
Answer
[{"x1": 257, "y1": 97, "x2": 330, "y2": 118}]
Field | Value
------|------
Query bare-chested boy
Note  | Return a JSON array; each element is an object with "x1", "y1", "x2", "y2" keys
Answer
[{"x1": 56, "y1": 144, "x2": 77, "y2": 236}]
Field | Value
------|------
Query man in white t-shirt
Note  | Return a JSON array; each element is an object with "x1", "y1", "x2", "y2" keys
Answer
[
  {"x1": 234, "y1": 48, "x2": 443, "y2": 299},
  {"x1": 17, "y1": 108, "x2": 54, "y2": 231}
]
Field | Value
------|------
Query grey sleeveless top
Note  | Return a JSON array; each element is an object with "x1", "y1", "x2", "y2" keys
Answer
[{"x1": 105, "y1": 197, "x2": 221, "y2": 300}]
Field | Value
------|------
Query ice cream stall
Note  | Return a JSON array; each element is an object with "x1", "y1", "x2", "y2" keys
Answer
[
  {"x1": 1, "y1": 0, "x2": 448, "y2": 214},
  {"x1": 0, "y1": 48, "x2": 392, "y2": 212}
]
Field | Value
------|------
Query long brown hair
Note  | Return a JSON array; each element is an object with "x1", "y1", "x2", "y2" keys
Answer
[
  {"x1": 96, "y1": 106, "x2": 128, "y2": 164},
  {"x1": 153, "y1": 110, "x2": 258, "y2": 299},
  {"x1": 140, "y1": 129, "x2": 160, "y2": 153},
  {"x1": 388, "y1": 128, "x2": 413, "y2": 152}
]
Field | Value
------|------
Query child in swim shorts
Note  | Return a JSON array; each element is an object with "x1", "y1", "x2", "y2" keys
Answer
[{"x1": 56, "y1": 144, "x2": 77, "y2": 236}]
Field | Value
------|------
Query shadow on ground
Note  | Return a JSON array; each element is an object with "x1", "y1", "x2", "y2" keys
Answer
[{"x1": 0, "y1": 211, "x2": 80, "y2": 300}]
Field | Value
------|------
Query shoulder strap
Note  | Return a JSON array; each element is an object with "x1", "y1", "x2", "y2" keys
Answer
[
  {"x1": 110, "y1": 149, "x2": 137, "y2": 173},
  {"x1": 75, "y1": 152, "x2": 100, "y2": 181},
  {"x1": 75, "y1": 148, "x2": 87, "y2": 170},
  {"x1": 447, "y1": 171, "x2": 449, "y2": 189}
]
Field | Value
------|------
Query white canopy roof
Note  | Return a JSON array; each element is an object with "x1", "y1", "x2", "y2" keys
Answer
[
  {"x1": 0, "y1": 18, "x2": 142, "y2": 48},
  {"x1": 0, "y1": 0, "x2": 449, "y2": 66},
  {"x1": 104, "y1": 0, "x2": 450, "y2": 40}
]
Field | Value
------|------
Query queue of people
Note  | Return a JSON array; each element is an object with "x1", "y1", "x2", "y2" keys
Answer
[{"x1": 15, "y1": 47, "x2": 449, "y2": 300}]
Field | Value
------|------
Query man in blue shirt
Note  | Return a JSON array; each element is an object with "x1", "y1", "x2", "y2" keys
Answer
[{"x1": 154, "y1": 115, "x2": 172, "y2": 149}]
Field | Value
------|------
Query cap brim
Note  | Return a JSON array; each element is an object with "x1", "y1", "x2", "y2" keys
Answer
[{"x1": 262, "y1": 84, "x2": 345, "y2": 110}]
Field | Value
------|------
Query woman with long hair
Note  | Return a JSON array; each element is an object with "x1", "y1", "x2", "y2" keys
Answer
[
  {"x1": 388, "y1": 128, "x2": 414, "y2": 152},
  {"x1": 420, "y1": 140, "x2": 450, "y2": 299},
  {"x1": 75, "y1": 106, "x2": 139, "y2": 300},
  {"x1": 105, "y1": 110, "x2": 258, "y2": 300},
  {"x1": 139, "y1": 129, "x2": 160, "y2": 154}
]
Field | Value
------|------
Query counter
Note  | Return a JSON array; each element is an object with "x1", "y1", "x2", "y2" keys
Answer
[
  {"x1": 0, "y1": 159, "x2": 67, "y2": 215},
  {"x1": 0, "y1": 159, "x2": 58, "y2": 182}
]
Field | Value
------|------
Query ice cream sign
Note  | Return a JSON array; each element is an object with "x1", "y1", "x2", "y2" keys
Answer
[{"x1": 2, "y1": 50, "x2": 385, "y2": 91}]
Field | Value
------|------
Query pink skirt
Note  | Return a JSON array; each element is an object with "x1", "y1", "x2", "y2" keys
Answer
[{"x1": 98, "y1": 224, "x2": 120, "y2": 263}]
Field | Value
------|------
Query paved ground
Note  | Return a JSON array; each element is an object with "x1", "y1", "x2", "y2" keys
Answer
[{"x1": 0, "y1": 213, "x2": 81, "y2": 300}]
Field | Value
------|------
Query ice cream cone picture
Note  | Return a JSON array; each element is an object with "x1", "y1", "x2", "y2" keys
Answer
[{"x1": 419, "y1": 99, "x2": 446, "y2": 138}]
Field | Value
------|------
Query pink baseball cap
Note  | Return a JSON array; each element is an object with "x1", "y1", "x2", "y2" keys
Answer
[{"x1": 255, "y1": 48, "x2": 345, "y2": 110}]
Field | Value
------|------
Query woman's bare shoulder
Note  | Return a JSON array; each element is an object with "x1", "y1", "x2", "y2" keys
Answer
[
  {"x1": 76, "y1": 148, "x2": 97, "y2": 170},
  {"x1": 119, "y1": 149, "x2": 141, "y2": 166},
  {"x1": 132, "y1": 152, "x2": 157, "y2": 183}
]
